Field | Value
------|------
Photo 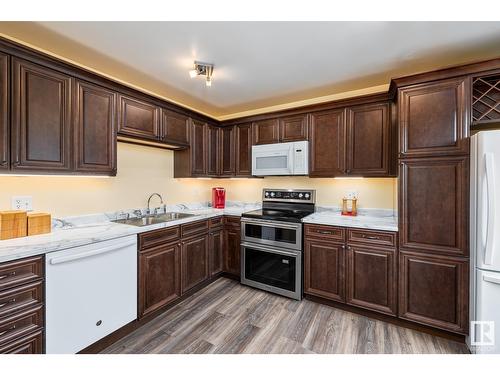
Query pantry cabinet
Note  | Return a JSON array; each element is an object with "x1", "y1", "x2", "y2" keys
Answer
[
  {"x1": 11, "y1": 57, "x2": 72, "y2": 172},
  {"x1": 0, "y1": 52, "x2": 8, "y2": 170},
  {"x1": 399, "y1": 251, "x2": 468, "y2": 333}
]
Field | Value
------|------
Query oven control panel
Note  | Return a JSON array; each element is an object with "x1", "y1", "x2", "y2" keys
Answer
[{"x1": 262, "y1": 189, "x2": 315, "y2": 203}]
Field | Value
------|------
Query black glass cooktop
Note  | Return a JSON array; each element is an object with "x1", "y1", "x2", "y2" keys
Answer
[{"x1": 242, "y1": 207, "x2": 314, "y2": 223}]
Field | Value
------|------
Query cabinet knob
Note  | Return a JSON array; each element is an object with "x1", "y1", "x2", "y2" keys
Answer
[
  {"x1": 96, "y1": 320, "x2": 102, "y2": 326},
  {"x1": 0, "y1": 160, "x2": 7, "y2": 166}
]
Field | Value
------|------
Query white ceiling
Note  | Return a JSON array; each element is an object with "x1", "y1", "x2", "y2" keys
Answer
[{"x1": 36, "y1": 21, "x2": 500, "y2": 117}]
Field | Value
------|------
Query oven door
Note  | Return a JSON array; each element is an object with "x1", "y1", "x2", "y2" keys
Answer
[
  {"x1": 241, "y1": 218, "x2": 302, "y2": 251},
  {"x1": 241, "y1": 242, "x2": 302, "y2": 300},
  {"x1": 252, "y1": 143, "x2": 293, "y2": 176}
]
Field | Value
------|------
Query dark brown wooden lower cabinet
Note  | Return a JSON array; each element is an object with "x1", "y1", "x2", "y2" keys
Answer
[
  {"x1": 181, "y1": 234, "x2": 209, "y2": 293},
  {"x1": 346, "y1": 245, "x2": 397, "y2": 316},
  {"x1": 304, "y1": 239, "x2": 345, "y2": 302},
  {"x1": 0, "y1": 329, "x2": 43, "y2": 354},
  {"x1": 209, "y1": 229, "x2": 223, "y2": 277},
  {"x1": 223, "y1": 224, "x2": 241, "y2": 277},
  {"x1": 398, "y1": 251, "x2": 469, "y2": 333},
  {"x1": 139, "y1": 243, "x2": 181, "y2": 318}
]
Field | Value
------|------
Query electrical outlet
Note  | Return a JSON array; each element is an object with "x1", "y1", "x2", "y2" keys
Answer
[
  {"x1": 11, "y1": 196, "x2": 33, "y2": 211},
  {"x1": 345, "y1": 190, "x2": 358, "y2": 200}
]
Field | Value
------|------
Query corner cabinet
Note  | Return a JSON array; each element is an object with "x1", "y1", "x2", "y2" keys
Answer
[
  {"x1": 0, "y1": 52, "x2": 8, "y2": 170},
  {"x1": 11, "y1": 57, "x2": 72, "y2": 172},
  {"x1": 74, "y1": 80, "x2": 117, "y2": 175}
]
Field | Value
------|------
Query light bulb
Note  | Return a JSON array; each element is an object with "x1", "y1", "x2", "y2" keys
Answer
[
  {"x1": 189, "y1": 69, "x2": 198, "y2": 78},
  {"x1": 206, "y1": 77, "x2": 212, "y2": 87}
]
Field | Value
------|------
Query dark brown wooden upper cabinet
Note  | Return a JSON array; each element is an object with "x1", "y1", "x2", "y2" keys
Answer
[
  {"x1": 398, "y1": 77, "x2": 469, "y2": 158},
  {"x1": 346, "y1": 102, "x2": 391, "y2": 176},
  {"x1": 190, "y1": 119, "x2": 207, "y2": 176},
  {"x1": 74, "y1": 80, "x2": 117, "y2": 175},
  {"x1": 206, "y1": 124, "x2": 220, "y2": 176},
  {"x1": 399, "y1": 156, "x2": 468, "y2": 257},
  {"x1": 309, "y1": 109, "x2": 346, "y2": 177},
  {"x1": 0, "y1": 52, "x2": 8, "y2": 170},
  {"x1": 279, "y1": 114, "x2": 309, "y2": 142},
  {"x1": 161, "y1": 109, "x2": 189, "y2": 146},
  {"x1": 118, "y1": 94, "x2": 160, "y2": 140},
  {"x1": 252, "y1": 118, "x2": 279, "y2": 145},
  {"x1": 219, "y1": 126, "x2": 235, "y2": 176},
  {"x1": 11, "y1": 58, "x2": 72, "y2": 172},
  {"x1": 235, "y1": 124, "x2": 252, "y2": 177},
  {"x1": 399, "y1": 251, "x2": 469, "y2": 334}
]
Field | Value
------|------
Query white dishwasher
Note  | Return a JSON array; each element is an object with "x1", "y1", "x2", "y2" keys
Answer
[{"x1": 45, "y1": 235, "x2": 137, "y2": 354}]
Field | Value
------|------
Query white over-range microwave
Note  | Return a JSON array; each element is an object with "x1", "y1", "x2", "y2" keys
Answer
[{"x1": 252, "y1": 141, "x2": 309, "y2": 176}]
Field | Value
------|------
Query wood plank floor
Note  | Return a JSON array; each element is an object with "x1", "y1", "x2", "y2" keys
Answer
[{"x1": 102, "y1": 278, "x2": 469, "y2": 354}]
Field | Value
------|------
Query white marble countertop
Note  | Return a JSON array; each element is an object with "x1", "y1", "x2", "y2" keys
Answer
[
  {"x1": 302, "y1": 207, "x2": 398, "y2": 232},
  {"x1": 0, "y1": 202, "x2": 398, "y2": 263},
  {"x1": 0, "y1": 202, "x2": 260, "y2": 263}
]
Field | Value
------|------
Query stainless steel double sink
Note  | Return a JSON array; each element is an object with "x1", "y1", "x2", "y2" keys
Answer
[{"x1": 112, "y1": 212, "x2": 195, "y2": 227}]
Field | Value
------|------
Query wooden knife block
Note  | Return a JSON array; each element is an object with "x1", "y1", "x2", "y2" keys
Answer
[{"x1": 0, "y1": 210, "x2": 28, "y2": 240}]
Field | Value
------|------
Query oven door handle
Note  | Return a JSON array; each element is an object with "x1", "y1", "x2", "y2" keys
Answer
[
  {"x1": 240, "y1": 218, "x2": 301, "y2": 229},
  {"x1": 241, "y1": 242, "x2": 300, "y2": 257}
]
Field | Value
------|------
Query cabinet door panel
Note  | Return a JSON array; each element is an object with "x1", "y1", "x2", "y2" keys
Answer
[
  {"x1": 347, "y1": 245, "x2": 397, "y2": 315},
  {"x1": 190, "y1": 120, "x2": 206, "y2": 175},
  {"x1": 235, "y1": 124, "x2": 252, "y2": 176},
  {"x1": 304, "y1": 239, "x2": 345, "y2": 302},
  {"x1": 0, "y1": 53, "x2": 8, "y2": 170},
  {"x1": 399, "y1": 78, "x2": 469, "y2": 157},
  {"x1": 181, "y1": 235, "x2": 209, "y2": 293},
  {"x1": 223, "y1": 226, "x2": 241, "y2": 276},
  {"x1": 347, "y1": 102, "x2": 391, "y2": 176},
  {"x1": 209, "y1": 230, "x2": 223, "y2": 277},
  {"x1": 206, "y1": 124, "x2": 219, "y2": 176},
  {"x1": 161, "y1": 109, "x2": 188, "y2": 145},
  {"x1": 74, "y1": 80, "x2": 116, "y2": 175},
  {"x1": 279, "y1": 114, "x2": 308, "y2": 142},
  {"x1": 11, "y1": 58, "x2": 72, "y2": 171},
  {"x1": 139, "y1": 243, "x2": 181, "y2": 318},
  {"x1": 309, "y1": 109, "x2": 346, "y2": 177},
  {"x1": 118, "y1": 95, "x2": 160, "y2": 140},
  {"x1": 399, "y1": 157, "x2": 468, "y2": 256},
  {"x1": 399, "y1": 251, "x2": 468, "y2": 333},
  {"x1": 253, "y1": 119, "x2": 279, "y2": 145},
  {"x1": 220, "y1": 126, "x2": 234, "y2": 176}
]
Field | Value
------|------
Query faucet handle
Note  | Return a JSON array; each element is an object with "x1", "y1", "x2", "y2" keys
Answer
[{"x1": 133, "y1": 209, "x2": 143, "y2": 218}]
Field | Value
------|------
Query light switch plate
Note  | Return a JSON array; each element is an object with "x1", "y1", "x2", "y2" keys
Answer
[{"x1": 11, "y1": 196, "x2": 33, "y2": 211}]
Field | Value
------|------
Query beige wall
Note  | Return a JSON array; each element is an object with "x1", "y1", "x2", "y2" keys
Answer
[{"x1": 0, "y1": 143, "x2": 397, "y2": 217}]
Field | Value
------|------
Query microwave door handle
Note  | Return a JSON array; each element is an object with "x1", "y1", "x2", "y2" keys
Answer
[{"x1": 484, "y1": 153, "x2": 496, "y2": 265}]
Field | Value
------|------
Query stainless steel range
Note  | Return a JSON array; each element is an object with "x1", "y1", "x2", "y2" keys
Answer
[{"x1": 240, "y1": 188, "x2": 316, "y2": 300}]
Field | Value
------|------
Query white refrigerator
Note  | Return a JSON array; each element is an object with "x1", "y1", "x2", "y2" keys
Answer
[{"x1": 469, "y1": 130, "x2": 500, "y2": 354}]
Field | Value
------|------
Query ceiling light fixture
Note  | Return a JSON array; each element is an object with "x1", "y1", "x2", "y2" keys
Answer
[{"x1": 188, "y1": 61, "x2": 214, "y2": 87}]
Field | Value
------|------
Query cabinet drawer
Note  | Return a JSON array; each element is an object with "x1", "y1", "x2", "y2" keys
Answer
[
  {"x1": 0, "y1": 329, "x2": 43, "y2": 354},
  {"x1": 209, "y1": 216, "x2": 223, "y2": 230},
  {"x1": 347, "y1": 229, "x2": 397, "y2": 248},
  {"x1": 0, "y1": 256, "x2": 44, "y2": 291},
  {"x1": 304, "y1": 224, "x2": 345, "y2": 242},
  {"x1": 224, "y1": 216, "x2": 241, "y2": 227},
  {"x1": 181, "y1": 220, "x2": 209, "y2": 238},
  {"x1": 0, "y1": 281, "x2": 43, "y2": 320},
  {"x1": 0, "y1": 305, "x2": 43, "y2": 346},
  {"x1": 139, "y1": 226, "x2": 180, "y2": 250}
]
